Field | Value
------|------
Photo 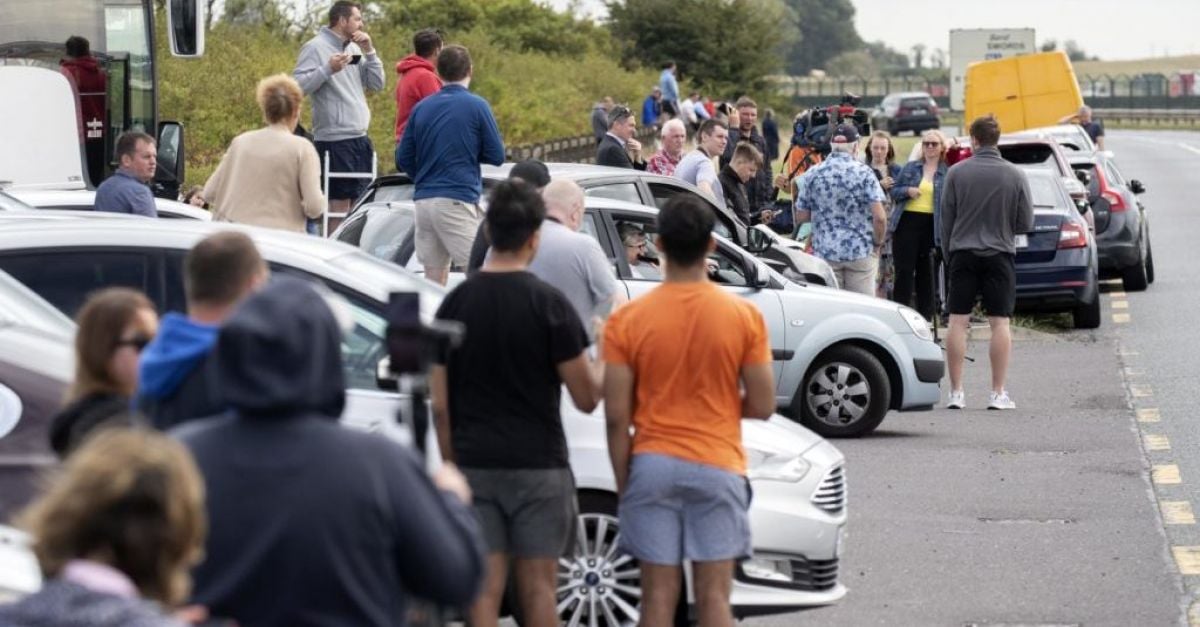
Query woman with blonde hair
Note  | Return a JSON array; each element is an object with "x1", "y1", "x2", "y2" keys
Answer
[
  {"x1": 48, "y1": 288, "x2": 158, "y2": 457},
  {"x1": 204, "y1": 73, "x2": 325, "y2": 232},
  {"x1": 0, "y1": 429, "x2": 206, "y2": 625},
  {"x1": 889, "y1": 128, "x2": 949, "y2": 320},
  {"x1": 864, "y1": 130, "x2": 901, "y2": 298}
]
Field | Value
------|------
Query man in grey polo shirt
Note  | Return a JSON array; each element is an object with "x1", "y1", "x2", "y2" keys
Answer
[
  {"x1": 94, "y1": 131, "x2": 158, "y2": 217},
  {"x1": 529, "y1": 180, "x2": 619, "y2": 342},
  {"x1": 941, "y1": 115, "x2": 1034, "y2": 411}
]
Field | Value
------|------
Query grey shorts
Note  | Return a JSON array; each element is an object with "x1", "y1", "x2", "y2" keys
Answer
[
  {"x1": 618, "y1": 453, "x2": 752, "y2": 565},
  {"x1": 462, "y1": 466, "x2": 577, "y2": 558},
  {"x1": 414, "y1": 197, "x2": 481, "y2": 271}
]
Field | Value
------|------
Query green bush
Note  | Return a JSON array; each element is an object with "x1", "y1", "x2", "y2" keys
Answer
[{"x1": 157, "y1": 21, "x2": 658, "y2": 187}]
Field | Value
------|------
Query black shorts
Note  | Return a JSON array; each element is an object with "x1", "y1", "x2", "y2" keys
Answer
[
  {"x1": 948, "y1": 251, "x2": 1016, "y2": 317},
  {"x1": 662, "y1": 100, "x2": 678, "y2": 117},
  {"x1": 314, "y1": 136, "x2": 374, "y2": 200}
]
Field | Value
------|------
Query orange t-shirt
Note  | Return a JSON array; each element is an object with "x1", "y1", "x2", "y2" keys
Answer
[{"x1": 603, "y1": 281, "x2": 772, "y2": 475}]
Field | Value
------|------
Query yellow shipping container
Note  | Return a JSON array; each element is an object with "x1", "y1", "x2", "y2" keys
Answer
[{"x1": 964, "y1": 51, "x2": 1084, "y2": 133}]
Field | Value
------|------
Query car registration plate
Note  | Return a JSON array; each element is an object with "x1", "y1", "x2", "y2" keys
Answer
[
  {"x1": 910, "y1": 108, "x2": 926, "y2": 115},
  {"x1": 1015, "y1": 234, "x2": 1029, "y2": 249}
]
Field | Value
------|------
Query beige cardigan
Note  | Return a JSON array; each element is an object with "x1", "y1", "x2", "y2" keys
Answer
[{"x1": 204, "y1": 127, "x2": 325, "y2": 232}]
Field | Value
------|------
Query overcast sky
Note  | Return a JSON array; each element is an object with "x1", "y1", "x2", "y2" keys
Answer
[{"x1": 546, "y1": 0, "x2": 1200, "y2": 61}]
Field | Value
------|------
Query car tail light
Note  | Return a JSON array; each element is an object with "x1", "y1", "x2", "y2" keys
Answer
[
  {"x1": 931, "y1": 103, "x2": 940, "y2": 115},
  {"x1": 898, "y1": 107, "x2": 911, "y2": 116},
  {"x1": 1058, "y1": 222, "x2": 1088, "y2": 249},
  {"x1": 1097, "y1": 171, "x2": 1128, "y2": 212}
]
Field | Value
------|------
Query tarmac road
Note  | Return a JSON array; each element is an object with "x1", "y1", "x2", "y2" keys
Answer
[{"x1": 749, "y1": 129, "x2": 1195, "y2": 626}]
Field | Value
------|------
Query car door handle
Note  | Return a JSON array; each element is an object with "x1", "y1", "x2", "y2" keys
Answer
[{"x1": 772, "y1": 349, "x2": 795, "y2": 361}]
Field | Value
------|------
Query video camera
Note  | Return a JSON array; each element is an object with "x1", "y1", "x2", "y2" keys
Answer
[{"x1": 791, "y1": 93, "x2": 872, "y2": 156}]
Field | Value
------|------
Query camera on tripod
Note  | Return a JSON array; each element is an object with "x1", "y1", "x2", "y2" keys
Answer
[
  {"x1": 791, "y1": 92, "x2": 872, "y2": 156},
  {"x1": 378, "y1": 292, "x2": 464, "y2": 455}
]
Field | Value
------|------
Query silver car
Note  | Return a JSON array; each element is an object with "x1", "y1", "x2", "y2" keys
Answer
[
  {"x1": 337, "y1": 196, "x2": 944, "y2": 438},
  {"x1": 4, "y1": 188, "x2": 212, "y2": 220},
  {"x1": 0, "y1": 216, "x2": 847, "y2": 622}
]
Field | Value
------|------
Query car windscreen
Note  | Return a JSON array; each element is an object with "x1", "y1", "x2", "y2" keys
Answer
[
  {"x1": 900, "y1": 97, "x2": 934, "y2": 109},
  {"x1": 1025, "y1": 174, "x2": 1068, "y2": 209},
  {"x1": 1000, "y1": 145, "x2": 1057, "y2": 171}
]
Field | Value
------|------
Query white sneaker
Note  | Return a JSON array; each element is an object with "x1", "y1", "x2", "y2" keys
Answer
[
  {"x1": 947, "y1": 390, "x2": 965, "y2": 409},
  {"x1": 988, "y1": 391, "x2": 1016, "y2": 410}
]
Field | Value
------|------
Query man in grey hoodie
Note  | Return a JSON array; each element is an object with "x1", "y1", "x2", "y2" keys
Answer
[{"x1": 294, "y1": 1, "x2": 385, "y2": 222}]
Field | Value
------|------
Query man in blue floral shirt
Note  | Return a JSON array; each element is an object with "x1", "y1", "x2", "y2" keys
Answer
[{"x1": 793, "y1": 124, "x2": 887, "y2": 295}]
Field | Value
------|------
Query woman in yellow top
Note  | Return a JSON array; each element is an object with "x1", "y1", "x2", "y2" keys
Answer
[
  {"x1": 204, "y1": 74, "x2": 326, "y2": 233},
  {"x1": 888, "y1": 129, "x2": 948, "y2": 320}
]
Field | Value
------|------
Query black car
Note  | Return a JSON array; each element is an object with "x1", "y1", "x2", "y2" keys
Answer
[
  {"x1": 346, "y1": 164, "x2": 840, "y2": 287},
  {"x1": 1067, "y1": 152, "x2": 1154, "y2": 291},
  {"x1": 871, "y1": 92, "x2": 941, "y2": 136},
  {"x1": 1013, "y1": 169, "x2": 1101, "y2": 329}
]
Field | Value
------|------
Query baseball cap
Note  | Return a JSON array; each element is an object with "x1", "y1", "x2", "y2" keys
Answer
[
  {"x1": 508, "y1": 159, "x2": 551, "y2": 189},
  {"x1": 831, "y1": 123, "x2": 860, "y2": 144}
]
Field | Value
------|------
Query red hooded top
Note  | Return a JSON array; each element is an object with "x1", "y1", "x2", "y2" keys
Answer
[
  {"x1": 394, "y1": 54, "x2": 443, "y2": 142},
  {"x1": 60, "y1": 56, "x2": 107, "y2": 140}
]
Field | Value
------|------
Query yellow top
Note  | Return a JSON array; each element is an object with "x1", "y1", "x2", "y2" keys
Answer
[{"x1": 907, "y1": 178, "x2": 934, "y2": 214}]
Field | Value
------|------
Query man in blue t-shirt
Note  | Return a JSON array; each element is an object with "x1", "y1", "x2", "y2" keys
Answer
[
  {"x1": 94, "y1": 131, "x2": 158, "y2": 217},
  {"x1": 1060, "y1": 105, "x2": 1105, "y2": 150}
]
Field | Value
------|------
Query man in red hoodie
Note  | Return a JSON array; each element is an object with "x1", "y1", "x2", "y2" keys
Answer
[
  {"x1": 394, "y1": 28, "x2": 443, "y2": 171},
  {"x1": 60, "y1": 36, "x2": 107, "y2": 187}
]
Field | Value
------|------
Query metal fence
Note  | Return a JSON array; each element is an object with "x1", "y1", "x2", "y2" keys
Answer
[
  {"x1": 506, "y1": 126, "x2": 658, "y2": 164},
  {"x1": 773, "y1": 73, "x2": 1200, "y2": 110}
]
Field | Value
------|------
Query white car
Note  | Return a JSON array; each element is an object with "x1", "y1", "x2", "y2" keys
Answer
[
  {"x1": 4, "y1": 189, "x2": 211, "y2": 220},
  {"x1": 0, "y1": 215, "x2": 847, "y2": 622}
]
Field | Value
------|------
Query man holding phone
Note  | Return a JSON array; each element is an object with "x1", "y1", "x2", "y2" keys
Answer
[{"x1": 294, "y1": 1, "x2": 385, "y2": 225}]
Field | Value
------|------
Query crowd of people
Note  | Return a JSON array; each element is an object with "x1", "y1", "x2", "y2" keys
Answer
[{"x1": 37, "y1": 3, "x2": 1061, "y2": 624}]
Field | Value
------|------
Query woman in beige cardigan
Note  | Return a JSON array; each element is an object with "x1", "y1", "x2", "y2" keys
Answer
[{"x1": 204, "y1": 74, "x2": 325, "y2": 232}]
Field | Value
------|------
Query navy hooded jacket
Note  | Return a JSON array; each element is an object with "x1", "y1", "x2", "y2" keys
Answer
[
  {"x1": 172, "y1": 278, "x2": 485, "y2": 626},
  {"x1": 136, "y1": 312, "x2": 223, "y2": 430}
]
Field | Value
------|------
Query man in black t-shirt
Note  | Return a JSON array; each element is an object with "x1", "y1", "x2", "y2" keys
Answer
[{"x1": 432, "y1": 178, "x2": 602, "y2": 627}]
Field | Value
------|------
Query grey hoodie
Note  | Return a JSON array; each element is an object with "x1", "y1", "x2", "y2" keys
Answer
[{"x1": 293, "y1": 27, "x2": 386, "y2": 142}]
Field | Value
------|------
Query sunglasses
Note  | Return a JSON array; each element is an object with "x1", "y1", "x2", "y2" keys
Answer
[
  {"x1": 611, "y1": 105, "x2": 633, "y2": 119},
  {"x1": 922, "y1": 141, "x2": 942, "y2": 147},
  {"x1": 115, "y1": 335, "x2": 153, "y2": 352}
]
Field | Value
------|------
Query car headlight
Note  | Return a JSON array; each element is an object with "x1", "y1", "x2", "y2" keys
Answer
[
  {"x1": 897, "y1": 306, "x2": 933, "y2": 341},
  {"x1": 746, "y1": 449, "x2": 811, "y2": 482}
]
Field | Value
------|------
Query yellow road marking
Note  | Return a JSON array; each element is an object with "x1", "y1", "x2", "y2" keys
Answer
[
  {"x1": 1113, "y1": 313, "x2": 1131, "y2": 323},
  {"x1": 1145, "y1": 434, "x2": 1172, "y2": 451},
  {"x1": 1190, "y1": 599, "x2": 1200, "y2": 626},
  {"x1": 1154, "y1": 464, "x2": 1182, "y2": 485},
  {"x1": 1112, "y1": 300, "x2": 1130, "y2": 309},
  {"x1": 1138, "y1": 408, "x2": 1162, "y2": 423},
  {"x1": 1174, "y1": 547, "x2": 1200, "y2": 575},
  {"x1": 1110, "y1": 290, "x2": 1127, "y2": 298},
  {"x1": 1125, "y1": 367, "x2": 1145, "y2": 377},
  {"x1": 1163, "y1": 501, "x2": 1197, "y2": 525},
  {"x1": 1131, "y1": 384, "x2": 1154, "y2": 398}
]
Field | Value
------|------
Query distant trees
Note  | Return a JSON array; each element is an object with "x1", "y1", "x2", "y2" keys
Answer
[{"x1": 1041, "y1": 39, "x2": 1101, "y2": 62}]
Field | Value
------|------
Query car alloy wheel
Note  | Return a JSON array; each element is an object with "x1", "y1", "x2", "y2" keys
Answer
[
  {"x1": 797, "y1": 344, "x2": 891, "y2": 437},
  {"x1": 557, "y1": 510, "x2": 642, "y2": 627}
]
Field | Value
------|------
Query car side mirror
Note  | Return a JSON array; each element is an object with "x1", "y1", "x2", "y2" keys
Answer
[
  {"x1": 155, "y1": 120, "x2": 185, "y2": 199},
  {"x1": 167, "y1": 0, "x2": 206, "y2": 57},
  {"x1": 1129, "y1": 179, "x2": 1146, "y2": 195},
  {"x1": 745, "y1": 226, "x2": 772, "y2": 255},
  {"x1": 1074, "y1": 169, "x2": 1091, "y2": 186}
]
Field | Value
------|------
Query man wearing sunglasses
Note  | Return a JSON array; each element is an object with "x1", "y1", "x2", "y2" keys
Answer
[{"x1": 596, "y1": 105, "x2": 647, "y2": 170}]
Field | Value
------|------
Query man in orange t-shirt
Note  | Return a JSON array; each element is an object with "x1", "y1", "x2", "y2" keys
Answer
[{"x1": 603, "y1": 195, "x2": 776, "y2": 627}]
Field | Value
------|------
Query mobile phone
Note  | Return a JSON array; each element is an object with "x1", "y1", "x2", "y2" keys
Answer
[
  {"x1": 385, "y1": 292, "x2": 422, "y2": 375},
  {"x1": 349, "y1": 54, "x2": 362, "y2": 65}
]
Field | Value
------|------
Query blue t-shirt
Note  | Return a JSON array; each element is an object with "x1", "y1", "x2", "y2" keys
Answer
[
  {"x1": 1081, "y1": 120, "x2": 1104, "y2": 142},
  {"x1": 93, "y1": 170, "x2": 157, "y2": 217},
  {"x1": 795, "y1": 152, "x2": 885, "y2": 263},
  {"x1": 675, "y1": 149, "x2": 724, "y2": 210}
]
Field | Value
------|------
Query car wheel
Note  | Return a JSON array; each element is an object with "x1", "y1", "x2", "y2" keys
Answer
[
  {"x1": 1145, "y1": 236, "x2": 1156, "y2": 284},
  {"x1": 887, "y1": 123, "x2": 897, "y2": 136},
  {"x1": 556, "y1": 492, "x2": 648, "y2": 627},
  {"x1": 796, "y1": 345, "x2": 891, "y2": 438},
  {"x1": 1121, "y1": 235, "x2": 1150, "y2": 292},
  {"x1": 1073, "y1": 294, "x2": 1102, "y2": 329}
]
